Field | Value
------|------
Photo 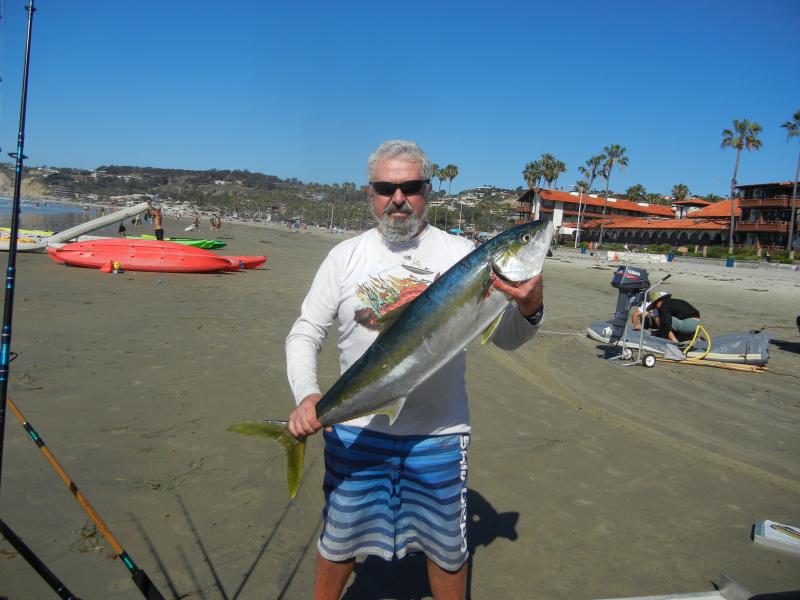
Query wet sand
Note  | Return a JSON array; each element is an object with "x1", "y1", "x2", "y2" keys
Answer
[{"x1": 0, "y1": 219, "x2": 798, "y2": 599}]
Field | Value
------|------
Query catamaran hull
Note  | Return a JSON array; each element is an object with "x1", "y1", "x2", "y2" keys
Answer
[{"x1": 586, "y1": 320, "x2": 770, "y2": 366}]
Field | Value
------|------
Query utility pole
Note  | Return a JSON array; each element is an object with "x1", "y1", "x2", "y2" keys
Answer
[
  {"x1": 574, "y1": 185, "x2": 585, "y2": 249},
  {"x1": 789, "y1": 153, "x2": 799, "y2": 261}
]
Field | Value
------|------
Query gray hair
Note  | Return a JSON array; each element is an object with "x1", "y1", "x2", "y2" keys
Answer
[{"x1": 367, "y1": 140, "x2": 432, "y2": 182}]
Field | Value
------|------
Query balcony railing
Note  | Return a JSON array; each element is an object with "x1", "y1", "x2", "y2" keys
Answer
[
  {"x1": 735, "y1": 221, "x2": 789, "y2": 233},
  {"x1": 739, "y1": 197, "x2": 795, "y2": 208}
]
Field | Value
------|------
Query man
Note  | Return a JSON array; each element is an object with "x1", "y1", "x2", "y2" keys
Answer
[
  {"x1": 150, "y1": 205, "x2": 164, "y2": 240},
  {"x1": 646, "y1": 290, "x2": 701, "y2": 342},
  {"x1": 285, "y1": 140, "x2": 545, "y2": 599},
  {"x1": 631, "y1": 294, "x2": 658, "y2": 331}
]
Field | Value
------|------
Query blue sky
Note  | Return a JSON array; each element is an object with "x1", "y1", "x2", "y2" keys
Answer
[{"x1": 0, "y1": 0, "x2": 798, "y2": 197}]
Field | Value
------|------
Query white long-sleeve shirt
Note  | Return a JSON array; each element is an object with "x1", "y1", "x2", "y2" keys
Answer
[{"x1": 285, "y1": 225, "x2": 541, "y2": 436}]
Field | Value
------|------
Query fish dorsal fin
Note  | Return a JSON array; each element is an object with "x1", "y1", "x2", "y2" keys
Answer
[
  {"x1": 376, "y1": 303, "x2": 411, "y2": 332},
  {"x1": 481, "y1": 313, "x2": 504, "y2": 344},
  {"x1": 362, "y1": 396, "x2": 407, "y2": 425}
]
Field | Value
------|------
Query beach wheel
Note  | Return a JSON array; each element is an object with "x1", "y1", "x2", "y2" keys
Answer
[{"x1": 643, "y1": 353, "x2": 656, "y2": 368}]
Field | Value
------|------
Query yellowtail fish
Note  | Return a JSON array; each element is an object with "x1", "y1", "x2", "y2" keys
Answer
[{"x1": 229, "y1": 219, "x2": 553, "y2": 498}]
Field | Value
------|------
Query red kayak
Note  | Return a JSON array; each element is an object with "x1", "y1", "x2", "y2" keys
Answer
[
  {"x1": 222, "y1": 255, "x2": 267, "y2": 270},
  {"x1": 55, "y1": 238, "x2": 215, "y2": 255},
  {"x1": 51, "y1": 240, "x2": 267, "y2": 271},
  {"x1": 47, "y1": 246, "x2": 231, "y2": 273}
]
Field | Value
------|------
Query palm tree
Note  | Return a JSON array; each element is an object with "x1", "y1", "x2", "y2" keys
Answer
[
  {"x1": 626, "y1": 184, "x2": 647, "y2": 203},
  {"x1": 552, "y1": 160, "x2": 567, "y2": 188},
  {"x1": 578, "y1": 154, "x2": 606, "y2": 193},
  {"x1": 781, "y1": 109, "x2": 800, "y2": 259},
  {"x1": 444, "y1": 164, "x2": 459, "y2": 195},
  {"x1": 721, "y1": 118, "x2": 763, "y2": 252},
  {"x1": 598, "y1": 144, "x2": 629, "y2": 246},
  {"x1": 522, "y1": 161, "x2": 544, "y2": 222},
  {"x1": 540, "y1": 154, "x2": 556, "y2": 187},
  {"x1": 523, "y1": 161, "x2": 542, "y2": 190},
  {"x1": 431, "y1": 164, "x2": 441, "y2": 195},
  {"x1": 671, "y1": 183, "x2": 690, "y2": 202}
]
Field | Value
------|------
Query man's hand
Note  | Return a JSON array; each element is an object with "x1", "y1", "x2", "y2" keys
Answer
[
  {"x1": 492, "y1": 272, "x2": 544, "y2": 318},
  {"x1": 288, "y1": 393, "x2": 324, "y2": 437}
]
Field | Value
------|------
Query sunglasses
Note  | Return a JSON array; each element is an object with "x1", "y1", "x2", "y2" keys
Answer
[{"x1": 369, "y1": 179, "x2": 430, "y2": 197}]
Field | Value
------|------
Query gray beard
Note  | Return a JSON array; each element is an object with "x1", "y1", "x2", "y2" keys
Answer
[{"x1": 376, "y1": 204, "x2": 426, "y2": 243}]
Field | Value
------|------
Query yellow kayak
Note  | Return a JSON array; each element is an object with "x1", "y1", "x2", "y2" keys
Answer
[{"x1": 0, "y1": 226, "x2": 55, "y2": 237}]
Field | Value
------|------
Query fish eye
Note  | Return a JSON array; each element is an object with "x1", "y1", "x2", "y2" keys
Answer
[{"x1": 520, "y1": 233, "x2": 531, "y2": 243}]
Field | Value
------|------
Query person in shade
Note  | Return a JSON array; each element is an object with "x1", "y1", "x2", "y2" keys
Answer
[
  {"x1": 646, "y1": 290, "x2": 701, "y2": 342},
  {"x1": 285, "y1": 140, "x2": 545, "y2": 600}
]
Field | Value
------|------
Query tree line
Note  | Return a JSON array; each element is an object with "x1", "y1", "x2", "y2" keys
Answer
[
  {"x1": 519, "y1": 108, "x2": 800, "y2": 251},
  {"x1": 517, "y1": 109, "x2": 799, "y2": 251}
]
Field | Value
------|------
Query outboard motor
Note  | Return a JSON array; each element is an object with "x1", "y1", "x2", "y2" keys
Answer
[{"x1": 608, "y1": 265, "x2": 650, "y2": 342}]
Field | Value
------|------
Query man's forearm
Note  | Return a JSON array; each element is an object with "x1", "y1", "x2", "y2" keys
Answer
[
  {"x1": 286, "y1": 332, "x2": 323, "y2": 405},
  {"x1": 492, "y1": 303, "x2": 543, "y2": 350}
]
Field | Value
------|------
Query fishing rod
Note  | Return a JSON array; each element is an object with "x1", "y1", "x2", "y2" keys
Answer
[
  {"x1": 7, "y1": 395, "x2": 166, "y2": 600},
  {"x1": 0, "y1": 518, "x2": 81, "y2": 599},
  {"x1": 0, "y1": 0, "x2": 35, "y2": 496},
  {"x1": 0, "y1": 5, "x2": 75, "y2": 598},
  {"x1": 0, "y1": 4, "x2": 161, "y2": 598}
]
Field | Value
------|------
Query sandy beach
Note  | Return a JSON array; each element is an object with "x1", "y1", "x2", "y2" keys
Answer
[{"x1": 0, "y1": 217, "x2": 798, "y2": 599}]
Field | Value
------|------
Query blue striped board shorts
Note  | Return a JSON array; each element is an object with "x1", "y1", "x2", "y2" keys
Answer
[{"x1": 318, "y1": 425, "x2": 470, "y2": 572}]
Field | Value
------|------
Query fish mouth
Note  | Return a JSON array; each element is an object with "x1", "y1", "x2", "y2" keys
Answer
[{"x1": 491, "y1": 261, "x2": 523, "y2": 285}]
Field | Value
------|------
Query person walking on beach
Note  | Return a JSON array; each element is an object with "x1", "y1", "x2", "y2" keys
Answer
[
  {"x1": 286, "y1": 140, "x2": 546, "y2": 600},
  {"x1": 210, "y1": 214, "x2": 221, "y2": 232},
  {"x1": 150, "y1": 206, "x2": 164, "y2": 241}
]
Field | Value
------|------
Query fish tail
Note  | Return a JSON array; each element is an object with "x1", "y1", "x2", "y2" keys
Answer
[{"x1": 227, "y1": 420, "x2": 306, "y2": 499}]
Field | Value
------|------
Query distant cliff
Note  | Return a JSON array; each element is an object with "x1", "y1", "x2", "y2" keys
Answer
[{"x1": 0, "y1": 169, "x2": 54, "y2": 199}]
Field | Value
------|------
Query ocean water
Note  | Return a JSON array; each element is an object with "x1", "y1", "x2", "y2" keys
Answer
[{"x1": 0, "y1": 197, "x2": 116, "y2": 235}]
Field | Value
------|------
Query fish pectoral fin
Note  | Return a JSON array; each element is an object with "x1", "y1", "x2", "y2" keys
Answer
[
  {"x1": 227, "y1": 420, "x2": 306, "y2": 499},
  {"x1": 372, "y1": 396, "x2": 407, "y2": 425},
  {"x1": 376, "y1": 303, "x2": 411, "y2": 331},
  {"x1": 480, "y1": 313, "x2": 504, "y2": 344}
]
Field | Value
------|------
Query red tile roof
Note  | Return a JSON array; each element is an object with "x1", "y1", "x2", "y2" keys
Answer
[
  {"x1": 537, "y1": 189, "x2": 674, "y2": 217},
  {"x1": 674, "y1": 198, "x2": 712, "y2": 206},
  {"x1": 690, "y1": 199, "x2": 739, "y2": 218}
]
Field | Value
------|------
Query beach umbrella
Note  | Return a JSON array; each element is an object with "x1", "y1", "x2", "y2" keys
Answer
[{"x1": 449, "y1": 228, "x2": 464, "y2": 234}]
